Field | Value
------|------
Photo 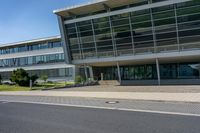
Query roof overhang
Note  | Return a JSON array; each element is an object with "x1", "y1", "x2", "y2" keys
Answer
[
  {"x1": 0, "y1": 36, "x2": 61, "y2": 48},
  {"x1": 54, "y1": 0, "x2": 139, "y2": 18}
]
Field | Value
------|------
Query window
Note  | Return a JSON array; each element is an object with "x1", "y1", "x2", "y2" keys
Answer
[
  {"x1": 40, "y1": 43, "x2": 49, "y2": 49},
  {"x1": 160, "y1": 64, "x2": 177, "y2": 79},
  {"x1": 52, "y1": 42, "x2": 62, "y2": 48},
  {"x1": 179, "y1": 63, "x2": 200, "y2": 79},
  {"x1": 0, "y1": 53, "x2": 64, "y2": 68}
]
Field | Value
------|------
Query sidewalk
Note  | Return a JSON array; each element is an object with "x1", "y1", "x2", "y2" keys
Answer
[
  {"x1": 51, "y1": 85, "x2": 200, "y2": 93},
  {"x1": 0, "y1": 91, "x2": 200, "y2": 103}
]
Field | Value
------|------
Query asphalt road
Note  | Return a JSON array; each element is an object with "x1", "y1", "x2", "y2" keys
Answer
[{"x1": 0, "y1": 102, "x2": 200, "y2": 133}]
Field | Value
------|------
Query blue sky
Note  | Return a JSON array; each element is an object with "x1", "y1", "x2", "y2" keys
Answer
[{"x1": 0, "y1": 0, "x2": 92, "y2": 44}]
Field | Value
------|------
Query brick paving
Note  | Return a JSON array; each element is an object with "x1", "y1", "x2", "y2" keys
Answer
[
  {"x1": 0, "y1": 95, "x2": 200, "y2": 115},
  {"x1": 54, "y1": 85, "x2": 200, "y2": 93}
]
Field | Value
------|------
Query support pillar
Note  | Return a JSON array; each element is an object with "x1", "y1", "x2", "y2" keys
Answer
[
  {"x1": 84, "y1": 64, "x2": 88, "y2": 81},
  {"x1": 73, "y1": 66, "x2": 76, "y2": 82},
  {"x1": 101, "y1": 73, "x2": 104, "y2": 81},
  {"x1": 156, "y1": 58, "x2": 161, "y2": 85},
  {"x1": 117, "y1": 62, "x2": 121, "y2": 84},
  {"x1": 89, "y1": 66, "x2": 94, "y2": 81},
  {"x1": 72, "y1": 66, "x2": 78, "y2": 82}
]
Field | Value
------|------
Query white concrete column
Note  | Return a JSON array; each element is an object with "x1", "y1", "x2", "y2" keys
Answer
[
  {"x1": 117, "y1": 62, "x2": 121, "y2": 84},
  {"x1": 72, "y1": 66, "x2": 77, "y2": 82},
  {"x1": 84, "y1": 64, "x2": 88, "y2": 81},
  {"x1": 101, "y1": 73, "x2": 104, "y2": 81},
  {"x1": 89, "y1": 66, "x2": 94, "y2": 81},
  {"x1": 156, "y1": 58, "x2": 161, "y2": 85}
]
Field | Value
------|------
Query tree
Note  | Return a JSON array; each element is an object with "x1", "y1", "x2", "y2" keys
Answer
[
  {"x1": 0, "y1": 74, "x2": 2, "y2": 85},
  {"x1": 30, "y1": 74, "x2": 39, "y2": 85},
  {"x1": 10, "y1": 68, "x2": 38, "y2": 86},
  {"x1": 10, "y1": 68, "x2": 29, "y2": 86},
  {"x1": 41, "y1": 75, "x2": 48, "y2": 83}
]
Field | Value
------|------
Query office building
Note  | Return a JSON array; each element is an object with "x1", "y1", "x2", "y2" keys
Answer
[
  {"x1": 54, "y1": 0, "x2": 200, "y2": 85},
  {"x1": 0, "y1": 36, "x2": 74, "y2": 82}
]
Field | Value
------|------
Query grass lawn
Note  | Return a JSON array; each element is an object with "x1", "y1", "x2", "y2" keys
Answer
[
  {"x1": 0, "y1": 85, "x2": 30, "y2": 91},
  {"x1": 0, "y1": 82, "x2": 74, "y2": 91}
]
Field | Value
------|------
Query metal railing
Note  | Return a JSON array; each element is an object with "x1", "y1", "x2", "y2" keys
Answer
[
  {"x1": 135, "y1": 47, "x2": 154, "y2": 54},
  {"x1": 97, "y1": 51, "x2": 114, "y2": 58},
  {"x1": 72, "y1": 42, "x2": 200, "y2": 61},
  {"x1": 83, "y1": 52, "x2": 97, "y2": 59},
  {"x1": 156, "y1": 45, "x2": 179, "y2": 53},
  {"x1": 180, "y1": 42, "x2": 200, "y2": 51},
  {"x1": 117, "y1": 49, "x2": 133, "y2": 56}
]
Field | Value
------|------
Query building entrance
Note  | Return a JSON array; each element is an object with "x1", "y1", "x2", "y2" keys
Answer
[{"x1": 93, "y1": 66, "x2": 118, "y2": 80}]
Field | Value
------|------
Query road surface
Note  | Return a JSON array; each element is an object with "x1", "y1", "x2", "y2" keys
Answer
[{"x1": 0, "y1": 101, "x2": 200, "y2": 133}]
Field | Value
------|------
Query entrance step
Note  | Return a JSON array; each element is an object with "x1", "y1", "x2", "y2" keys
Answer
[{"x1": 98, "y1": 80, "x2": 120, "y2": 86}]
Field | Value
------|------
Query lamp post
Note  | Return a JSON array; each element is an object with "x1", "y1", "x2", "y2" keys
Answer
[{"x1": 30, "y1": 70, "x2": 32, "y2": 89}]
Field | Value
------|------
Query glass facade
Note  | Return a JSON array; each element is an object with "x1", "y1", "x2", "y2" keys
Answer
[
  {"x1": 0, "y1": 53, "x2": 64, "y2": 68},
  {"x1": 93, "y1": 62, "x2": 200, "y2": 80},
  {"x1": 63, "y1": 0, "x2": 168, "y2": 20},
  {"x1": 0, "y1": 68, "x2": 73, "y2": 80},
  {"x1": 65, "y1": 0, "x2": 200, "y2": 60},
  {"x1": 0, "y1": 41, "x2": 62, "y2": 55}
]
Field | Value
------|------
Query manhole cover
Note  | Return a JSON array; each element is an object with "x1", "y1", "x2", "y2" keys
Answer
[{"x1": 105, "y1": 101, "x2": 119, "y2": 104}]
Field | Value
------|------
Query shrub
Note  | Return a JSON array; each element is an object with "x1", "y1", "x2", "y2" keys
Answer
[
  {"x1": 47, "y1": 81, "x2": 53, "y2": 84},
  {"x1": 41, "y1": 75, "x2": 48, "y2": 83},
  {"x1": 75, "y1": 75, "x2": 85, "y2": 84},
  {"x1": 10, "y1": 68, "x2": 38, "y2": 86}
]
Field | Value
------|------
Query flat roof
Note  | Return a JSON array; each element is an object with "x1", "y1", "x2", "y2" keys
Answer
[
  {"x1": 0, "y1": 36, "x2": 61, "y2": 48},
  {"x1": 54, "y1": 0, "x2": 139, "y2": 18}
]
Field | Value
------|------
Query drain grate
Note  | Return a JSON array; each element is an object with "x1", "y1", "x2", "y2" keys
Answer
[{"x1": 105, "y1": 101, "x2": 119, "y2": 104}]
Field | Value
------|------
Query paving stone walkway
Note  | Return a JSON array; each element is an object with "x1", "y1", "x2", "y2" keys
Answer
[
  {"x1": 0, "y1": 95, "x2": 200, "y2": 115},
  {"x1": 54, "y1": 85, "x2": 200, "y2": 93},
  {"x1": 1, "y1": 91, "x2": 200, "y2": 103}
]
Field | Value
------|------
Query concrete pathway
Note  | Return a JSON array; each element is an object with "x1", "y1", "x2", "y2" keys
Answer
[{"x1": 0, "y1": 91, "x2": 200, "y2": 103}]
